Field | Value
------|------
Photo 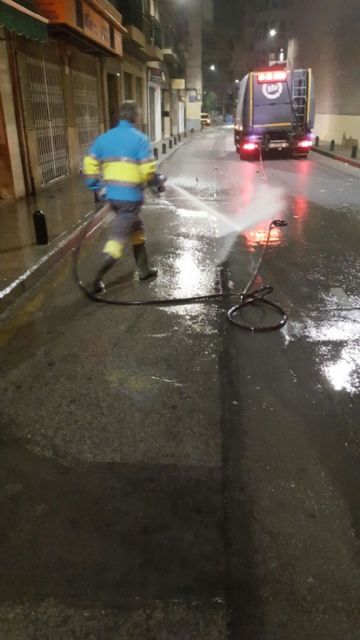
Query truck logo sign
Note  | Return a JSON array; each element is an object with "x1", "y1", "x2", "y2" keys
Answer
[{"x1": 262, "y1": 83, "x2": 283, "y2": 100}]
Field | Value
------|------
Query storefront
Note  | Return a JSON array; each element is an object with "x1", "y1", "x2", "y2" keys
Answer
[
  {"x1": 0, "y1": 0, "x2": 49, "y2": 197},
  {"x1": 148, "y1": 66, "x2": 164, "y2": 142},
  {"x1": 4, "y1": 0, "x2": 125, "y2": 193},
  {"x1": 122, "y1": 54, "x2": 147, "y2": 133}
]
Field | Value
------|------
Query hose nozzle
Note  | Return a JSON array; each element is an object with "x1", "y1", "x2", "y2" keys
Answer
[{"x1": 272, "y1": 219, "x2": 287, "y2": 228}]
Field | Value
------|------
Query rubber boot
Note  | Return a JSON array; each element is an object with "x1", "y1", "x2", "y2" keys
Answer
[
  {"x1": 93, "y1": 254, "x2": 116, "y2": 293},
  {"x1": 133, "y1": 243, "x2": 158, "y2": 281}
]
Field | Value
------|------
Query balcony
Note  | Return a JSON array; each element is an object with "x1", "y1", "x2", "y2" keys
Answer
[
  {"x1": 114, "y1": 0, "x2": 163, "y2": 61},
  {"x1": 161, "y1": 26, "x2": 179, "y2": 66},
  {"x1": 150, "y1": 16, "x2": 162, "y2": 48}
]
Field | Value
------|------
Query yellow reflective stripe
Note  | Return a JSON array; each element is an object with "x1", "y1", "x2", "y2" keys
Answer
[
  {"x1": 104, "y1": 240, "x2": 123, "y2": 259},
  {"x1": 103, "y1": 157, "x2": 138, "y2": 164},
  {"x1": 131, "y1": 229, "x2": 146, "y2": 245},
  {"x1": 103, "y1": 161, "x2": 143, "y2": 184},
  {"x1": 138, "y1": 160, "x2": 156, "y2": 182},
  {"x1": 83, "y1": 154, "x2": 101, "y2": 176}
]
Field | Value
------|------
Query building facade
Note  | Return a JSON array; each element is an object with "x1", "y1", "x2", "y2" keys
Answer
[
  {"x1": 0, "y1": 0, "x2": 193, "y2": 200},
  {"x1": 244, "y1": 0, "x2": 296, "y2": 69},
  {"x1": 294, "y1": 0, "x2": 360, "y2": 145},
  {"x1": 202, "y1": 0, "x2": 245, "y2": 116},
  {"x1": 243, "y1": 0, "x2": 360, "y2": 146}
]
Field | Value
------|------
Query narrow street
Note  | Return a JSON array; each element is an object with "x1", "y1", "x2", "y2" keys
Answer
[{"x1": 1, "y1": 127, "x2": 360, "y2": 639}]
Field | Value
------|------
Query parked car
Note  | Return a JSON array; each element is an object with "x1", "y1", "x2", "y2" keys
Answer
[{"x1": 201, "y1": 113, "x2": 211, "y2": 127}]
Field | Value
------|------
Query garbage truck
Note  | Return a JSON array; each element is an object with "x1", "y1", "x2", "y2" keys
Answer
[{"x1": 234, "y1": 65, "x2": 315, "y2": 160}]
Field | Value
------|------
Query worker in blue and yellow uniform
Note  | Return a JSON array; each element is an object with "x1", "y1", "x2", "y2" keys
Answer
[{"x1": 83, "y1": 100, "x2": 159, "y2": 293}]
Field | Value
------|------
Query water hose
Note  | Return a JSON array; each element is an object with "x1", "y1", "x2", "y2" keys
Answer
[{"x1": 73, "y1": 206, "x2": 288, "y2": 332}]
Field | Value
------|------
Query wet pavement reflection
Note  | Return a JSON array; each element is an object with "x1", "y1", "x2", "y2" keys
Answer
[{"x1": 1, "y1": 127, "x2": 360, "y2": 638}]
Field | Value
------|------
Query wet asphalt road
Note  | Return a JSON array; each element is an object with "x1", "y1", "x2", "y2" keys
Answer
[{"x1": 1, "y1": 127, "x2": 360, "y2": 639}]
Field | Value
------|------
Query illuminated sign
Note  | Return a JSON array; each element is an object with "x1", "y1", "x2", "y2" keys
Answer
[
  {"x1": 257, "y1": 71, "x2": 287, "y2": 83},
  {"x1": 35, "y1": 0, "x2": 124, "y2": 54}
]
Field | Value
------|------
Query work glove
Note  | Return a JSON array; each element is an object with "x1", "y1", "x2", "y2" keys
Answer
[
  {"x1": 95, "y1": 187, "x2": 107, "y2": 202},
  {"x1": 149, "y1": 173, "x2": 167, "y2": 194}
]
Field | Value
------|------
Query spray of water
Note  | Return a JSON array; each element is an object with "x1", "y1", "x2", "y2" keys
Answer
[
  {"x1": 170, "y1": 182, "x2": 285, "y2": 237},
  {"x1": 170, "y1": 182, "x2": 286, "y2": 263}
]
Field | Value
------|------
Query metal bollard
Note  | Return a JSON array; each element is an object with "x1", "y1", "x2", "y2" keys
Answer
[
  {"x1": 178, "y1": 134, "x2": 181, "y2": 142},
  {"x1": 330, "y1": 139, "x2": 335, "y2": 152},
  {"x1": 351, "y1": 145, "x2": 358, "y2": 159},
  {"x1": 315, "y1": 136, "x2": 319, "y2": 147},
  {"x1": 162, "y1": 142, "x2": 166, "y2": 154},
  {"x1": 33, "y1": 210, "x2": 48, "y2": 245},
  {"x1": 174, "y1": 136, "x2": 177, "y2": 145},
  {"x1": 154, "y1": 147, "x2": 159, "y2": 160},
  {"x1": 169, "y1": 139, "x2": 173, "y2": 149}
]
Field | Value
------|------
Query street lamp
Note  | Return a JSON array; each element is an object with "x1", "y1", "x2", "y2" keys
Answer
[
  {"x1": 209, "y1": 64, "x2": 216, "y2": 71},
  {"x1": 269, "y1": 29, "x2": 294, "y2": 38}
]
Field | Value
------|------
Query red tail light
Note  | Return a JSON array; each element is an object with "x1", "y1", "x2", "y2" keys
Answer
[
  {"x1": 243, "y1": 142, "x2": 257, "y2": 151},
  {"x1": 298, "y1": 140, "x2": 312, "y2": 148}
]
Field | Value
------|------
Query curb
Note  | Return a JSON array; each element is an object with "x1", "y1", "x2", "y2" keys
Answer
[
  {"x1": 311, "y1": 146, "x2": 360, "y2": 169},
  {"x1": 0, "y1": 204, "x2": 110, "y2": 317},
  {"x1": 0, "y1": 137, "x2": 189, "y2": 317}
]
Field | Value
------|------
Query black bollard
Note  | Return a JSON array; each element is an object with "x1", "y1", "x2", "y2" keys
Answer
[
  {"x1": 330, "y1": 139, "x2": 335, "y2": 152},
  {"x1": 33, "y1": 210, "x2": 48, "y2": 245},
  {"x1": 315, "y1": 136, "x2": 319, "y2": 147},
  {"x1": 162, "y1": 142, "x2": 167, "y2": 154},
  {"x1": 154, "y1": 147, "x2": 159, "y2": 160},
  {"x1": 169, "y1": 139, "x2": 173, "y2": 149},
  {"x1": 351, "y1": 145, "x2": 358, "y2": 159}
]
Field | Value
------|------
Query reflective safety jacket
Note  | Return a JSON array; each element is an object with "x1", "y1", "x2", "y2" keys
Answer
[{"x1": 83, "y1": 120, "x2": 156, "y2": 202}]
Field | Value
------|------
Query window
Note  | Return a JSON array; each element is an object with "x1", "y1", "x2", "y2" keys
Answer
[
  {"x1": 124, "y1": 73, "x2": 132, "y2": 100},
  {"x1": 136, "y1": 77, "x2": 143, "y2": 110},
  {"x1": 110, "y1": 25, "x2": 115, "y2": 49},
  {"x1": 75, "y1": 0, "x2": 84, "y2": 28}
]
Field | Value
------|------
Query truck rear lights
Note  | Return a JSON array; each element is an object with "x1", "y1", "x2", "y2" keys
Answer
[
  {"x1": 298, "y1": 140, "x2": 312, "y2": 148},
  {"x1": 243, "y1": 142, "x2": 258, "y2": 151},
  {"x1": 257, "y1": 71, "x2": 287, "y2": 83}
]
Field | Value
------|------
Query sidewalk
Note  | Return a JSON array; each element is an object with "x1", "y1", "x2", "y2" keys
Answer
[
  {"x1": 0, "y1": 176, "x2": 98, "y2": 314},
  {"x1": 0, "y1": 137, "x2": 189, "y2": 315},
  {"x1": 312, "y1": 139, "x2": 360, "y2": 168}
]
